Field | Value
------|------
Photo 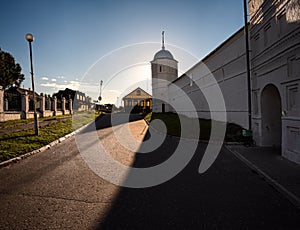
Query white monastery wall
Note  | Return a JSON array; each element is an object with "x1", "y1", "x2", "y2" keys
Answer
[
  {"x1": 249, "y1": 0, "x2": 300, "y2": 163},
  {"x1": 169, "y1": 28, "x2": 249, "y2": 128}
]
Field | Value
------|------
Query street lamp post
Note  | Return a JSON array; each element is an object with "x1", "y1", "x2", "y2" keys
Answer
[{"x1": 26, "y1": 33, "x2": 39, "y2": 135}]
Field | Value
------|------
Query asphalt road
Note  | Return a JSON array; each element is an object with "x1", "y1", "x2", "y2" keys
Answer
[{"x1": 0, "y1": 114, "x2": 299, "y2": 229}]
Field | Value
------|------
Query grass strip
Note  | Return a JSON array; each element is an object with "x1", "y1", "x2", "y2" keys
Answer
[
  {"x1": 0, "y1": 111, "x2": 98, "y2": 162},
  {"x1": 146, "y1": 112, "x2": 243, "y2": 142},
  {"x1": 0, "y1": 111, "x2": 95, "y2": 129}
]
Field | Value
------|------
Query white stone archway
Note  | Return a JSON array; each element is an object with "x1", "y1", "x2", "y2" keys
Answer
[{"x1": 261, "y1": 84, "x2": 282, "y2": 148}]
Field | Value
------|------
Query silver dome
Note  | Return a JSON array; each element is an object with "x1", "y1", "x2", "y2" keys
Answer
[{"x1": 153, "y1": 49, "x2": 174, "y2": 60}]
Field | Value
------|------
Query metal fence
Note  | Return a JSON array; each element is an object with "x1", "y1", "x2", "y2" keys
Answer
[
  {"x1": 29, "y1": 95, "x2": 41, "y2": 111},
  {"x1": 57, "y1": 99, "x2": 62, "y2": 110},
  {"x1": 4, "y1": 92, "x2": 21, "y2": 111}
]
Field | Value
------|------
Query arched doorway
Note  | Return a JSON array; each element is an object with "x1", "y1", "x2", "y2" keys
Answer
[{"x1": 261, "y1": 84, "x2": 282, "y2": 147}]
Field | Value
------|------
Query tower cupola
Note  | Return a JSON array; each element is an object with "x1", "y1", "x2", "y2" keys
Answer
[{"x1": 151, "y1": 31, "x2": 178, "y2": 113}]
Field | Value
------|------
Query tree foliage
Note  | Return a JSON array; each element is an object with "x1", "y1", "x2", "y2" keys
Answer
[{"x1": 0, "y1": 49, "x2": 25, "y2": 89}]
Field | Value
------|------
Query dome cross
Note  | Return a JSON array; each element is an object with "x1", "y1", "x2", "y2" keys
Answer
[{"x1": 162, "y1": 31, "x2": 165, "y2": 50}]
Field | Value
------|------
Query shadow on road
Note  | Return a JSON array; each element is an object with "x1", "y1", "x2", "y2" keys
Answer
[
  {"x1": 94, "y1": 121, "x2": 300, "y2": 229},
  {"x1": 74, "y1": 113, "x2": 300, "y2": 229}
]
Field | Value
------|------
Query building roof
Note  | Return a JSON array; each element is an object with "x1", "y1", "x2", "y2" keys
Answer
[
  {"x1": 122, "y1": 87, "x2": 152, "y2": 100},
  {"x1": 6, "y1": 86, "x2": 39, "y2": 97},
  {"x1": 153, "y1": 49, "x2": 174, "y2": 60}
]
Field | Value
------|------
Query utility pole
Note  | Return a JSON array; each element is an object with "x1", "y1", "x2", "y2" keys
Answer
[{"x1": 244, "y1": 0, "x2": 252, "y2": 131}]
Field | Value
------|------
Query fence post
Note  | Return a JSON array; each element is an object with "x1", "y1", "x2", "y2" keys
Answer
[
  {"x1": 40, "y1": 93, "x2": 45, "y2": 117},
  {"x1": 62, "y1": 97, "x2": 66, "y2": 115},
  {"x1": 0, "y1": 86, "x2": 3, "y2": 113},
  {"x1": 21, "y1": 91, "x2": 29, "y2": 119},
  {"x1": 69, "y1": 98, "x2": 73, "y2": 115},
  {"x1": 52, "y1": 96, "x2": 57, "y2": 116},
  {"x1": 61, "y1": 97, "x2": 66, "y2": 115}
]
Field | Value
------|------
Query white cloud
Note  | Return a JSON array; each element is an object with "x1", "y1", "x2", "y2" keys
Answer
[
  {"x1": 51, "y1": 79, "x2": 57, "y2": 82},
  {"x1": 106, "y1": 89, "x2": 121, "y2": 94},
  {"x1": 40, "y1": 82, "x2": 57, "y2": 88},
  {"x1": 41, "y1": 77, "x2": 49, "y2": 80},
  {"x1": 39, "y1": 80, "x2": 102, "y2": 100},
  {"x1": 40, "y1": 81, "x2": 80, "y2": 91},
  {"x1": 69, "y1": 80, "x2": 80, "y2": 84}
]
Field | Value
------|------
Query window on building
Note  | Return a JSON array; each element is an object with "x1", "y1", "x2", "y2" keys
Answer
[
  {"x1": 159, "y1": 65, "x2": 162, "y2": 72},
  {"x1": 136, "y1": 90, "x2": 141, "y2": 96},
  {"x1": 287, "y1": 84, "x2": 298, "y2": 111},
  {"x1": 264, "y1": 23, "x2": 271, "y2": 47},
  {"x1": 277, "y1": 12, "x2": 286, "y2": 36},
  {"x1": 253, "y1": 33, "x2": 260, "y2": 56},
  {"x1": 253, "y1": 91, "x2": 259, "y2": 115},
  {"x1": 287, "y1": 127, "x2": 299, "y2": 154}
]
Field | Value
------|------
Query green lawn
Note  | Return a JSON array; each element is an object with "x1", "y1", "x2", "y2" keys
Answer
[
  {"x1": 0, "y1": 111, "x2": 98, "y2": 162},
  {"x1": 145, "y1": 112, "x2": 243, "y2": 142},
  {"x1": 0, "y1": 114, "x2": 70, "y2": 129}
]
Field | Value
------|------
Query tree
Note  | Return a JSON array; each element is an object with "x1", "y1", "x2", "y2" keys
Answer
[{"x1": 0, "y1": 48, "x2": 25, "y2": 89}]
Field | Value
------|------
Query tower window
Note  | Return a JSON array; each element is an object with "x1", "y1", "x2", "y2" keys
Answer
[{"x1": 159, "y1": 65, "x2": 162, "y2": 72}]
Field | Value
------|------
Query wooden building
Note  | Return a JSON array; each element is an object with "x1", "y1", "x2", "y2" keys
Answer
[{"x1": 122, "y1": 87, "x2": 152, "y2": 113}]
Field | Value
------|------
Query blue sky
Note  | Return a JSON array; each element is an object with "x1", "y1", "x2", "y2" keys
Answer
[{"x1": 0, "y1": 0, "x2": 246, "y2": 104}]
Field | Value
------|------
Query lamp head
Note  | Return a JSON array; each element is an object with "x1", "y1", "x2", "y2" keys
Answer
[{"x1": 25, "y1": 33, "x2": 34, "y2": 42}]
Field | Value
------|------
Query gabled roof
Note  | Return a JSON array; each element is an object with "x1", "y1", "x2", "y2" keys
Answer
[
  {"x1": 6, "y1": 86, "x2": 39, "y2": 97},
  {"x1": 122, "y1": 87, "x2": 152, "y2": 100}
]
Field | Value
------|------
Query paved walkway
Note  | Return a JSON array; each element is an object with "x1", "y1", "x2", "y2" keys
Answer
[
  {"x1": 0, "y1": 114, "x2": 299, "y2": 229},
  {"x1": 226, "y1": 145, "x2": 300, "y2": 207}
]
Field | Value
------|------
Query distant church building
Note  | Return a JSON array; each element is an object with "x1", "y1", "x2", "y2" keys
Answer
[
  {"x1": 151, "y1": 31, "x2": 178, "y2": 113},
  {"x1": 122, "y1": 87, "x2": 152, "y2": 113},
  {"x1": 151, "y1": 0, "x2": 300, "y2": 164}
]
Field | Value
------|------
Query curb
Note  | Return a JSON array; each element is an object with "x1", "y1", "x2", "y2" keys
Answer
[
  {"x1": 0, "y1": 120, "x2": 94, "y2": 169},
  {"x1": 225, "y1": 146, "x2": 300, "y2": 210}
]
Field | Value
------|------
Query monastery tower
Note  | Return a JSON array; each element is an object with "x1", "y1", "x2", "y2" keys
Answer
[{"x1": 151, "y1": 31, "x2": 178, "y2": 113}]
